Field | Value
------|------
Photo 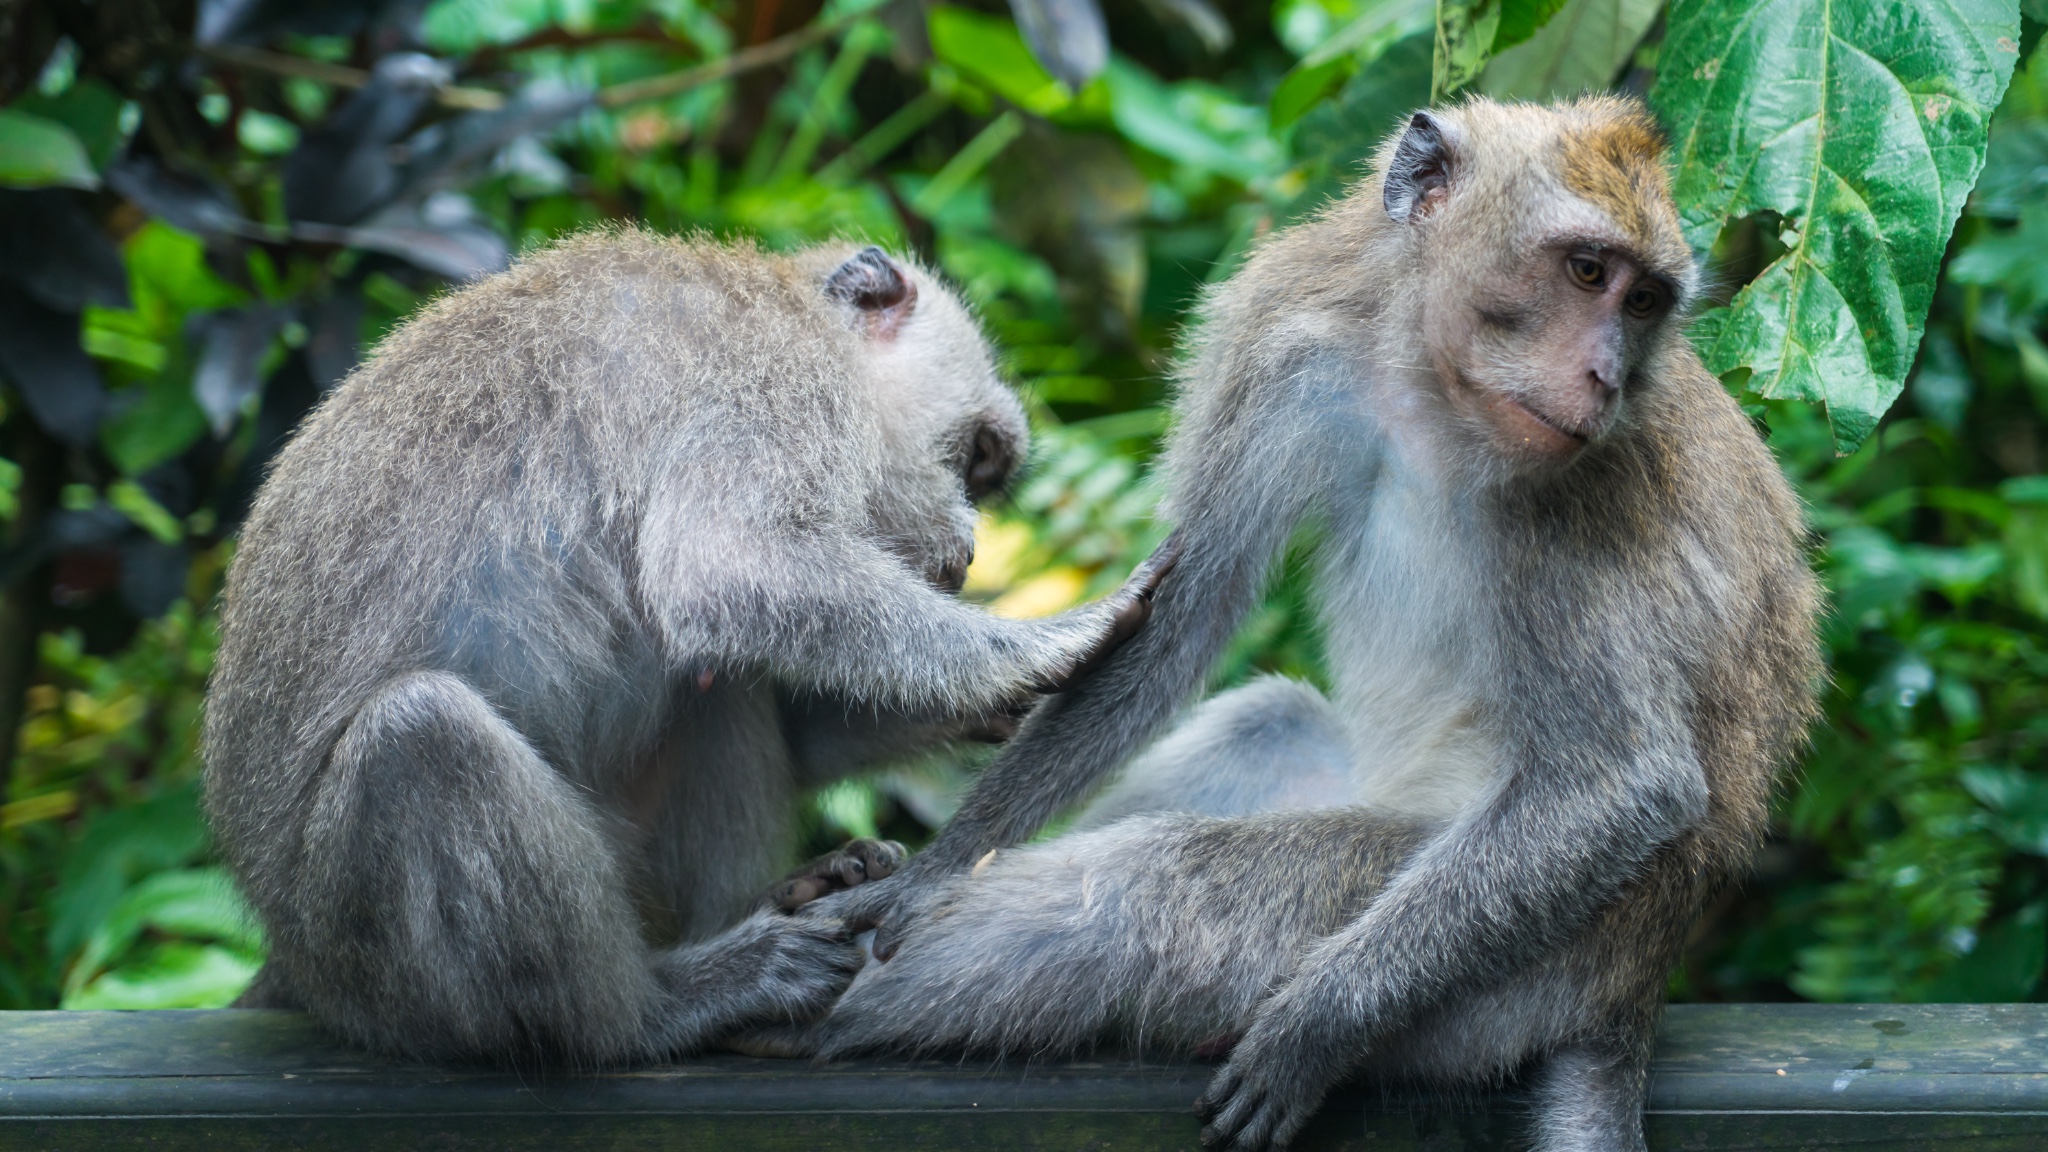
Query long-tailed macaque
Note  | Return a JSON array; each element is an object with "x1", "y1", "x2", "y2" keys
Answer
[
  {"x1": 801, "y1": 98, "x2": 1822, "y2": 1152},
  {"x1": 203, "y1": 232, "x2": 1171, "y2": 1065}
]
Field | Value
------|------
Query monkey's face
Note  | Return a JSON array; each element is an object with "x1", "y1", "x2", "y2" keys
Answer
[
  {"x1": 1441, "y1": 241, "x2": 1680, "y2": 463},
  {"x1": 817, "y1": 245, "x2": 1027, "y2": 592},
  {"x1": 1379, "y1": 99, "x2": 1694, "y2": 473}
]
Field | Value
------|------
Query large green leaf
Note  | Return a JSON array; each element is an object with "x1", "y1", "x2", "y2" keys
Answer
[
  {"x1": 1433, "y1": 0, "x2": 1502, "y2": 100},
  {"x1": 928, "y1": 5, "x2": 1076, "y2": 117},
  {"x1": 1480, "y1": 0, "x2": 1660, "y2": 101},
  {"x1": 1652, "y1": 0, "x2": 2023, "y2": 450},
  {"x1": 61, "y1": 866, "x2": 263, "y2": 1009},
  {"x1": 0, "y1": 109, "x2": 97, "y2": 189},
  {"x1": 1433, "y1": 0, "x2": 1570, "y2": 99}
]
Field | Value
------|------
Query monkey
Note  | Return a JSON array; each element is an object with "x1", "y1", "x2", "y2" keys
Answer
[
  {"x1": 794, "y1": 98, "x2": 1822, "y2": 1152},
  {"x1": 200, "y1": 229, "x2": 1176, "y2": 1066}
]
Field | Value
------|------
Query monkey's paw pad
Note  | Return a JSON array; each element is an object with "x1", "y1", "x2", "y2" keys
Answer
[
  {"x1": 773, "y1": 838, "x2": 907, "y2": 911},
  {"x1": 1194, "y1": 1048, "x2": 1324, "y2": 1152}
]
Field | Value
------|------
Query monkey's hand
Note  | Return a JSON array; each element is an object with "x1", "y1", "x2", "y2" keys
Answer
[
  {"x1": 771, "y1": 837, "x2": 907, "y2": 912},
  {"x1": 1031, "y1": 531, "x2": 1183, "y2": 694},
  {"x1": 1193, "y1": 1015, "x2": 1343, "y2": 1152}
]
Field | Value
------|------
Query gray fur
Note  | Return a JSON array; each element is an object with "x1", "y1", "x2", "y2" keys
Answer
[
  {"x1": 203, "y1": 230, "x2": 1162, "y2": 1065},
  {"x1": 815, "y1": 98, "x2": 1821, "y2": 1152}
]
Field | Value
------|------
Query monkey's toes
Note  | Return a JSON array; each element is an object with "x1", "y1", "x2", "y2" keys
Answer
[{"x1": 773, "y1": 839, "x2": 908, "y2": 911}]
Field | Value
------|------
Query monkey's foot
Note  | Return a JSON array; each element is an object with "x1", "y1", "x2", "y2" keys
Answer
[
  {"x1": 651, "y1": 912, "x2": 864, "y2": 1054},
  {"x1": 772, "y1": 838, "x2": 907, "y2": 912},
  {"x1": 1194, "y1": 1028, "x2": 1334, "y2": 1152}
]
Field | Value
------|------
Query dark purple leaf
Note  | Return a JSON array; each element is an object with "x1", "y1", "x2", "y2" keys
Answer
[
  {"x1": 105, "y1": 157, "x2": 268, "y2": 240},
  {"x1": 197, "y1": 0, "x2": 428, "y2": 46},
  {"x1": 118, "y1": 538, "x2": 191, "y2": 618},
  {"x1": 395, "y1": 81, "x2": 594, "y2": 199},
  {"x1": 0, "y1": 282, "x2": 106, "y2": 446},
  {"x1": 304, "y1": 290, "x2": 364, "y2": 390},
  {"x1": 299, "y1": 195, "x2": 507, "y2": 280},
  {"x1": 189, "y1": 305, "x2": 291, "y2": 436},
  {"x1": 0, "y1": 191, "x2": 130, "y2": 312},
  {"x1": 284, "y1": 53, "x2": 451, "y2": 225}
]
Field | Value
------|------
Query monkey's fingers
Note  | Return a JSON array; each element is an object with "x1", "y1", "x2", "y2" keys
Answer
[
  {"x1": 1131, "y1": 530, "x2": 1184, "y2": 601},
  {"x1": 1196, "y1": 1081, "x2": 1265, "y2": 1149},
  {"x1": 1033, "y1": 535, "x2": 1183, "y2": 694}
]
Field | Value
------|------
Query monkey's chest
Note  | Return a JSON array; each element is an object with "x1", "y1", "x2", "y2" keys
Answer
[{"x1": 1320, "y1": 491, "x2": 1504, "y2": 821}]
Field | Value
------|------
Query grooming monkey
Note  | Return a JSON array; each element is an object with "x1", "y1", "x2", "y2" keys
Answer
[
  {"x1": 803, "y1": 98, "x2": 1821, "y2": 1151},
  {"x1": 202, "y1": 231, "x2": 1172, "y2": 1065}
]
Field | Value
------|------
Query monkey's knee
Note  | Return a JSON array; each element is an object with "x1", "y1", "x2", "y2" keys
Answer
[
  {"x1": 1076, "y1": 676, "x2": 1354, "y2": 828},
  {"x1": 289, "y1": 672, "x2": 650, "y2": 1062}
]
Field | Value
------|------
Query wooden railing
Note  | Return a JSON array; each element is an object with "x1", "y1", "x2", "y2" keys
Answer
[{"x1": 0, "y1": 1003, "x2": 2042, "y2": 1149}]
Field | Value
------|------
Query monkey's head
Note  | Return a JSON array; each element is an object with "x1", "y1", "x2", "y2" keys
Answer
[
  {"x1": 1372, "y1": 97, "x2": 1696, "y2": 471},
  {"x1": 814, "y1": 244, "x2": 1027, "y2": 593}
]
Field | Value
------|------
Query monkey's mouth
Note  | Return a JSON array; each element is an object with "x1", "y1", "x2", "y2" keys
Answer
[{"x1": 1499, "y1": 395, "x2": 1592, "y2": 451}]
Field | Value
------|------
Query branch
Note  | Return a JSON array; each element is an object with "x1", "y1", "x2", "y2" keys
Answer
[
  {"x1": 197, "y1": 45, "x2": 506, "y2": 110},
  {"x1": 596, "y1": 13, "x2": 854, "y2": 107},
  {"x1": 198, "y1": 12, "x2": 862, "y2": 116}
]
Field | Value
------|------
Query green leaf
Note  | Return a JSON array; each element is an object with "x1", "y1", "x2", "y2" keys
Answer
[
  {"x1": 1272, "y1": 56, "x2": 1355, "y2": 130},
  {"x1": 1293, "y1": 30, "x2": 1434, "y2": 211},
  {"x1": 1434, "y1": 0, "x2": 1502, "y2": 101},
  {"x1": 1104, "y1": 62, "x2": 1280, "y2": 185},
  {"x1": 1950, "y1": 201, "x2": 2048, "y2": 314},
  {"x1": 1271, "y1": 0, "x2": 1433, "y2": 128},
  {"x1": 1922, "y1": 903, "x2": 2047, "y2": 1001},
  {"x1": 1491, "y1": 0, "x2": 1572, "y2": 54},
  {"x1": 1971, "y1": 39, "x2": 2048, "y2": 217},
  {"x1": 63, "y1": 941, "x2": 262, "y2": 1010},
  {"x1": 100, "y1": 370, "x2": 210, "y2": 477},
  {"x1": 1962, "y1": 765, "x2": 2048, "y2": 853},
  {"x1": 0, "y1": 108, "x2": 98, "y2": 189},
  {"x1": 47, "y1": 784, "x2": 209, "y2": 965},
  {"x1": 928, "y1": 6, "x2": 1073, "y2": 117},
  {"x1": 13, "y1": 79, "x2": 128, "y2": 171},
  {"x1": 63, "y1": 866, "x2": 263, "y2": 1006},
  {"x1": 1480, "y1": 0, "x2": 1660, "y2": 101},
  {"x1": 1652, "y1": 0, "x2": 2024, "y2": 451}
]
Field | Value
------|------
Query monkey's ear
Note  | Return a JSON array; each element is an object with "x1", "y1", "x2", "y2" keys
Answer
[
  {"x1": 1384, "y1": 112, "x2": 1453, "y2": 224},
  {"x1": 826, "y1": 246, "x2": 918, "y2": 337}
]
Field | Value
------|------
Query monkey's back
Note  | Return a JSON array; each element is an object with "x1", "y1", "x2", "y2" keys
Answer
[{"x1": 203, "y1": 231, "x2": 880, "y2": 884}]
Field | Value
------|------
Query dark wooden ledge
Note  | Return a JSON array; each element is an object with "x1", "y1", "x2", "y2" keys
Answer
[{"x1": 0, "y1": 1003, "x2": 2043, "y2": 1149}]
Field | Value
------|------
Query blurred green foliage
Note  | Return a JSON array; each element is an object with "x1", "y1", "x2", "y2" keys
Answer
[{"x1": 0, "y1": 0, "x2": 2042, "y2": 1013}]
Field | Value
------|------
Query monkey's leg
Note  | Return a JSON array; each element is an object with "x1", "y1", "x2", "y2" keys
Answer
[
  {"x1": 1074, "y1": 676, "x2": 1355, "y2": 829},
  {"x1": 286, "y1": 671, "x2": 658, "y2": 1063},
  {"x1": 1526, "y1": 1035, "x2": 1651, "y2": 1152},
  {"x1": 783, "y1": 809, "x2": 1426, "y2": 1060}
]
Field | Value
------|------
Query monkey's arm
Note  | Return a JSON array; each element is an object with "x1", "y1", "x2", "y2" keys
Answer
[
  {"x1": 644, "y1": 517, "x2": 1172, "y2": 719},
  {"x1": 1194, "y1": 652, "x2": 1707, "y2": 1151}
]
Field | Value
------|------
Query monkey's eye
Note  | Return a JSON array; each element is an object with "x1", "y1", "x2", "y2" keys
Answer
[
  {"x1": 1624, "y1": 283, "x2": 1666, "y2": 318},
  {"x1": 1567, "y1": 255, "x2": 1606, "y2": 289}
]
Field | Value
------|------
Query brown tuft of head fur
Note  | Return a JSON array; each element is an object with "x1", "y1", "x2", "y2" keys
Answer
[{"x1": 1551, "y1": 98, "x2": 1689, "y2": 275}]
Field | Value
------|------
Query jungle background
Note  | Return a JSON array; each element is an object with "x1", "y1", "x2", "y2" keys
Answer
[{"x1": 0, "y1": 0, "x2": 2041, "y2": 1010}]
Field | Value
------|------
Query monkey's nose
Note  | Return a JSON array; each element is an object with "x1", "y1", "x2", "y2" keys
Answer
[{"x1": 1588, "y1": 356, "x2": 1622, "y2": 401}]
